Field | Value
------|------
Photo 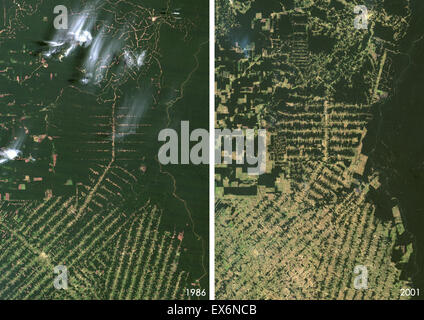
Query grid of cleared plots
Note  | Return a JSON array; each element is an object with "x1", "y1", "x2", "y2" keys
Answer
[{"x1": 0, "y1": 165, "x2": 188, "y2": 299}]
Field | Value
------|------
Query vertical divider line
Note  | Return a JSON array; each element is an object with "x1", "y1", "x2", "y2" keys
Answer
[{"x1": 209, "y1": 0, "x2": 215, "y2": 300}]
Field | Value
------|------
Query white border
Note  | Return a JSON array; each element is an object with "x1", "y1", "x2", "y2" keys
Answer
[{"x1": 209, "y1": 0, "x2": 215, "y2": 300}]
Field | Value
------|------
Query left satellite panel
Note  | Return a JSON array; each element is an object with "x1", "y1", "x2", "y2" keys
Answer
[{"x1": 0, "y1": 0, "x2": 209, "y2": 299}]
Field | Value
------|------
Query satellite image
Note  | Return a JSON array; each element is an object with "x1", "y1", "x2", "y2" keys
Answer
[
  {"x1": 1, "y1": 0, "x2": 423, "y2": 303},
  {"x1": 215, "y1": 0, "x2": 424, "y2": 299},
  {"x1": 0, "y1": 0, "x2": 209, "y2": 299}
]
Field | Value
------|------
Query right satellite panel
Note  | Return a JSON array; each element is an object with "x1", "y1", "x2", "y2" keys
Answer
[{"x1": 215, "y1": 0, "x2": 424, "y2": 300}]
